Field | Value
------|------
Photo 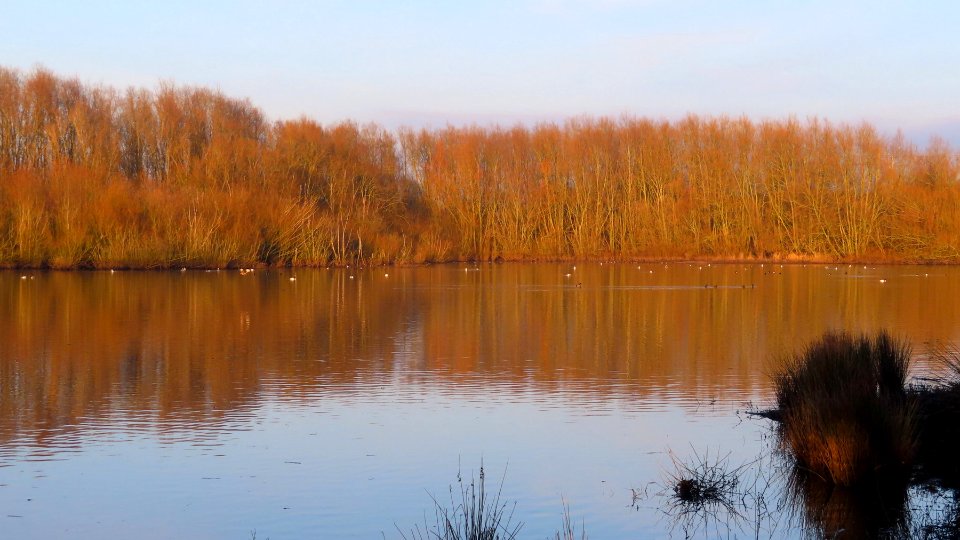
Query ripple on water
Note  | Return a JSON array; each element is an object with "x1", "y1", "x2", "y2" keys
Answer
[{"x1": 2, "y1": 265, "x2": 960, "y2": 538}]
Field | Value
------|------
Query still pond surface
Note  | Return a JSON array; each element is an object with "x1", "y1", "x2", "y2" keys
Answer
[{"x1": 1, "y1": 263, "x2": 959, "y2": 539}]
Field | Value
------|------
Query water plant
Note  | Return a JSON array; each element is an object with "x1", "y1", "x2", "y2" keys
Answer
[
  {"x1": 399, "y1": 463, "x2": 522, "y2": 540},
  {"x1": 398, "y1": 463, "x2": 594, "y2": 540},
  {"x1": 773, "y1": 330, "x2": 916, "y2": 486},
  {"x1": 554, "y1": 498, "x2": 588, "y2": 540},
  {"x1": 664, "y1": 448, "x2": 744, "y2": 510},
  {"x1": 648, "y1": 446, "x2": 789, "y2": 539}
]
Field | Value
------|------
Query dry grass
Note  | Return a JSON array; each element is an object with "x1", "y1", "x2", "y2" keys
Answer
[
  {"x1": 399, "y1": 464, "x2": 522, "y2": 540},
  {"x1": 398, "y1": 464, "x2": 592, "y2": 540},
  {"x1": 553, "y1": 498, "x2": 588, "y2": 540},
  {"x1": 664, "y1": 449, "x2": 745, "y2": 510},
  {"x1": 644, "y1": 447, "x2": 789, "y2": 539},
  {"x1": 773, "y1": 331, "x2": 916, "y2": 486}
]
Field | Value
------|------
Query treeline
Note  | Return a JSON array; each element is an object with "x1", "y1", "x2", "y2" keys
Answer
[{"x1": 1, "y1": 66, "x2": 959, "y2": 268}]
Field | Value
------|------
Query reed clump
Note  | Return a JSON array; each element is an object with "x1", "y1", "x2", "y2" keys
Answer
[
  {"x1": 649, "y1": 448, "x2": 784, "y2": 539},
  {"x1": 773, "y1": 331, "x2": 916, "y2": 486},
  {"x1": 400, "y1": 465, "x2": 522, "y2": 540},
  {"x1": 399, "y1": 464, "x2": 592, "y2": 540},
  {"x1": 665, "y1": 449, "x2": 744, "y2": 508}
]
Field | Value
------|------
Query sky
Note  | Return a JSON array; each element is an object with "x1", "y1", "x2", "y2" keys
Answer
[{"x1": 2, "y1": 0, "x2": 958, "y2": 145}]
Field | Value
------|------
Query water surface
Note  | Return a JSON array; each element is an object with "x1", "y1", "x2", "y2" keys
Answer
[{"x1": 1, "y1": 263, "x2": 958, "y2": 538}]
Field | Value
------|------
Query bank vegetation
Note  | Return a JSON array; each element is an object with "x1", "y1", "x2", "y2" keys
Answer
[{"x1": 2, "y1": 67, "x2": 959, "y2": 268}]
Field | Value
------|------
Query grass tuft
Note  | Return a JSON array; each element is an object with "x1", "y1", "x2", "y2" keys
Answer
[
  {"x1": 663, "y1": 448, "x2": 746, "y2": 511},
  {"x1": 399, "y1": 463, "x2": 522, "y2": 540},
  {"x1": 773, "y1": 330, "x2": 916, "y2": 486},
  {"x1": 398, "y1": 463, "x2": 590, "y2": 540},
  {"x1": 553, "y1": 498, "x2": 588, "y2": 540},
  {"x1": 647, "y1": 447, "x2": 788, "y2": 538}
]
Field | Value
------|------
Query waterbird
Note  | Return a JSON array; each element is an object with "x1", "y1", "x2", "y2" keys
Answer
[
  {"x1": 880, "y1": 279, "x2": 887, "y2": 283},
  {"x1": 289, "y1": 277, "x2": 296, "y2": 281}
]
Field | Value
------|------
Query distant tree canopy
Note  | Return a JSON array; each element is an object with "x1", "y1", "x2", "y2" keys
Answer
[{"x1": 0, "y1": 66, "x2": 958, "y2": 268}]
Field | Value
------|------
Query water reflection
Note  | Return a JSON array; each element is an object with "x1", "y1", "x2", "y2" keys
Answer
[
  {"x1": 4, "y1": 264, "x2": 960, "y2": 445},
  {"x1": 786, "y1": 468, "x2": 911, "y2": 538},
  {"x1": 2, "y1": 264, "x2": 960, "y2": 537}
]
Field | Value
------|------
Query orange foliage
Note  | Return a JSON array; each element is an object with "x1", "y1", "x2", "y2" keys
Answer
[{"x1": 1, "y1": 66, "x2": 958, "y2": 268}]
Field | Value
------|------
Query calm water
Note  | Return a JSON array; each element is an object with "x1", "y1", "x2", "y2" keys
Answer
[{"x1": 1, "y1": 263, "x2": 959, "y2": 539}]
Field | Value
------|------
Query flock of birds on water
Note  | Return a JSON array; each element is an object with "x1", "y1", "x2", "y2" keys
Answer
[{"x1": 13, "y1": 262, "x2": 929, "y2": 289}]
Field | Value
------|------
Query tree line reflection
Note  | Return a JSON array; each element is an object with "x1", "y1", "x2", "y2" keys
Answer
[{"x1": 3, "y1": 264, "x2": 960, "y2": 451}]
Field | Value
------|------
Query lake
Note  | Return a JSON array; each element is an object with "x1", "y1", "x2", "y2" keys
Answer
[{"x1": 2, "y1": 263, "x2": 959, "y2": 539}]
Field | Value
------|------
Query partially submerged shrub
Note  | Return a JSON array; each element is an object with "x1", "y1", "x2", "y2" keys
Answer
[
  {"x1": 651, "y1": 448, "x2": 786, "y2": 539},
  {"x1": 774, "y1": 331, "x2": 916, "y2": 486},
  {"x1": 664, "y1": 449, "x2": 746, "y2": 513}
]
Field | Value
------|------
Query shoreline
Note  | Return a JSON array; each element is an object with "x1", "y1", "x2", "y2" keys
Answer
[{"x1": 3, "y1": 253, "x2": 959, "y2": 272}]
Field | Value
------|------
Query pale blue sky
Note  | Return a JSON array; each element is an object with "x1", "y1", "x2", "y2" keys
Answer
[{"x1": 2, "y1": 0, "x2": 958, "y2": 144}]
